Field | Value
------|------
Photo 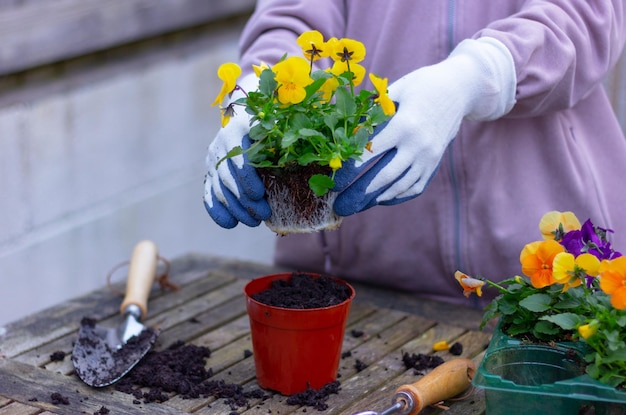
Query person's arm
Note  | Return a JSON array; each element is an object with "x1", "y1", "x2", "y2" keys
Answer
[
  {"x1": 477, "y1": 0, "x2": 626, "y2": 116},
  {"x1": 333, "y1": 1, "x2": 626, "y2": 215}
]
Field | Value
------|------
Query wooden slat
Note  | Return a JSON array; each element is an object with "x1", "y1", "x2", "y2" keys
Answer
[
  {"x1": 0, "y1": 401, "x2": 41, "y2": 415},
  {"x1": 0, "y1": 0, "x2": 256, "y2": 75},
  {"x1": 0, "y1": 359, "x2": 187, "y2": 415}
]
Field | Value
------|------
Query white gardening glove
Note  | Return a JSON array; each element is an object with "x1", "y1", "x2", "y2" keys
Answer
[
  {"x1": 204, "y1": 74, "x2": 271, "y2": 228},
  {"x1": 333, "y1": 37, "x2": 517, "y2": 215}
]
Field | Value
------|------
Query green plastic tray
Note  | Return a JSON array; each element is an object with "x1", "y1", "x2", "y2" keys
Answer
[{"x1": 473, "y1": 324, "x2": 626, "y2": 414}]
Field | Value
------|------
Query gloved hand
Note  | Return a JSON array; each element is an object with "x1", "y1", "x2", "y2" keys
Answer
[
  {"x1": 333, "y1": 37, "x2": 517, "y2": 216},
  {"x1": 204, "y1": 74, "x2": 271, "y2": 228}
]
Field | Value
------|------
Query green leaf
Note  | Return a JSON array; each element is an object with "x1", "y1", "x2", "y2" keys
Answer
[
  {"x1": 519, "y1": 293, "x2": 552, "y2": 313},
  {"x1": 290, "y1": 112, "x2": 312, "y2": 131},
  {"x1": 259, "y1": 69, "x2": 277, "y2": 96},
  {"x1": 215, "y1": 146, "x2": 243, "y2": 168},
  {"x1": 308, "y1": 174, "x2": 334, "y2": 196},
  {"x1": 553, "y1": 297, "x2": 582, "y2": 310},
  {"x1": 507, "y1": 322, "x2": 534, "y2": 337},
  {"x1": 298, "y1": 128, "x2": 325, "y2": 139},
  {"x1": 533, "y1": 320, "x2": 561, "y2": 335},
  {"x1": 297, "y1": 153, "x2": 323, "y2": 165},
  {"x1": 540, "y1": 312, "x2": 583, "y2": 330},
  {"x1": 479, "y1": 301, "x2": 500, "y2": 330},
  {"x1": 281, "y1": 130, "x2": 299, "y2": 148},
  {"x1": 249, "y1": 124, "x2": 267, "y2": 141},
  {"x1": 305, "y1": 77, "x2": 328, "y2": 99},
  {"x1": 498, "y1": 298, "x2": 519, "y2": 315},
  {"x1": 334, "y1": 87, "x2": 356, "y2": 118},
  {"x1": 324, "y1": 113, "x2": 339, "y2": 130}
]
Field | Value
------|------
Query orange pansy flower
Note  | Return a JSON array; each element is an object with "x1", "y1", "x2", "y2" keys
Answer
[
  {"x1": 454, "y1": 271, "x2": 485, "y2": 298},
  {"x1": 599, "y1": 256, "x2": 626, "y2": 310},
  {"x1": 520, "y1": 240, "x2": 565, "y2": 288}
]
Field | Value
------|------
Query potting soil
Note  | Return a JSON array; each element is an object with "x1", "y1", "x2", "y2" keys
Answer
[{"x1": 251, "y1": 273, "x2": 351, "y2": 308}]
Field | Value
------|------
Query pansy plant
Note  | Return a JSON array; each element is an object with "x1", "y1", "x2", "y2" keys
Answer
[
  {"x1": 212, "y1": 30, "x2": 395, "y2": 196},
  {"x1": 456, "y1": 211, "x2": 626, "y2": 389}
]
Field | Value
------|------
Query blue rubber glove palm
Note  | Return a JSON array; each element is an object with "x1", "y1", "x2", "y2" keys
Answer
[
  {"x1": 333, "y1": 37, "x2": 517, "y2": 216},
  {"x1": 204, "y1": 75, "x2": 271, "y2": 228}
]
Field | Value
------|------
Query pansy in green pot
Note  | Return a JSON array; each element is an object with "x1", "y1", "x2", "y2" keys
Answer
[
  {"x1": 205, "y1": 30, "x2": 395, "y2": 235},
  {"x1": 458, "y1": 211, "x2": 626, "y2": 414}
]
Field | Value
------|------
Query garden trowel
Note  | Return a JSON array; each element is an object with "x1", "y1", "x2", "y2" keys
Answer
[
  {"x1": 352, "y1": 358, "x2": 476, "y2": 415},
  {"x1": 72, "y1": 240, "x2": 160, "y2": 387}
]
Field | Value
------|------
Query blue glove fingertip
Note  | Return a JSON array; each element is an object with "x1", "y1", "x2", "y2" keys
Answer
[{"x1": 204, "y1": 193, "x2": 238, "y2": 229}]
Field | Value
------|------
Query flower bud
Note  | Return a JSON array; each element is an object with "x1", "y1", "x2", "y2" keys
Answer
[{"x1": 578, "y1": 320, "x2": 598, "y2": 339}]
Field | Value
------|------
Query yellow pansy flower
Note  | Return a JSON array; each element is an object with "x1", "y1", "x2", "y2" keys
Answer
[
  {"x1": 331, "y1": 61, "x2": 366, "y2": 86},
  {"x1": 219, "y1": 104, "x2": 236, "y2": 127},
  {"x1": 273, "y1": 56, "x2": 314, "y2": 104},
  {"x1": 252, "y1": 61, "x2": 270, "y2": 77},
  {"x1": 539, "y1": 211, "x2": 581, "y2": 241},
  {"x1": 297, "y1": 30, "x2": 329, "y2": 62},
  {"x1": 553, "y1": 252, "x2": 599, "y2": 292},
  {"x1": 329, "y1": 37, "x2": 366, "y2": 63},
  {"x1": 319, "y1": 70, "x2": 340, "y2": 102},
  {"x1": 369, "y1": 73, "x2": 396, "y2": 116},
  {"x1": 212, "y1": 62, "x2": 241, "y2": 107}
]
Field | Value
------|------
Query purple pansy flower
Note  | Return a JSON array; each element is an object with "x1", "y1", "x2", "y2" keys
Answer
[{"x1": 561, "y1": 219, "x2": 622, "y2": 260}]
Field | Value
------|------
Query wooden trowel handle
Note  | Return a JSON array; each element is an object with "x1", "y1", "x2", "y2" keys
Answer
[
  {"x1": 395, "y1": 358, "x2": 476, "y2": 415},
  {"x1": 119, "y1": 240, "x2": 159, "y2": 319}
]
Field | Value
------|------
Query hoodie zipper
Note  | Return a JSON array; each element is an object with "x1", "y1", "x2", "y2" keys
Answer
[{"x1": 447, "y1": 0, "x2": 463, "y2": 273}]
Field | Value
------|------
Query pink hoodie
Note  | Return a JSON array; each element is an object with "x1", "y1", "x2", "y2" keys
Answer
[{"x1": 237, "y1": 0, "x2": 626, "y2": 306}]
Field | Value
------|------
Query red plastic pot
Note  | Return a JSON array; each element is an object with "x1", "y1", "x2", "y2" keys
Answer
[{"x1": 244, "y1": 272, "x2": 355, "y2": 395}]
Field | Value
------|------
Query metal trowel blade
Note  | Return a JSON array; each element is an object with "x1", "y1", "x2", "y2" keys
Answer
[{"x1": 72, "y1": 315, "x2": 158, "y2": 387}]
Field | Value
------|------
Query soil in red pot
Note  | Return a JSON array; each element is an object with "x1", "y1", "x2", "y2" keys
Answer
[{"x1": 251, "y1": 273, "x2": 351, "y2": 308}]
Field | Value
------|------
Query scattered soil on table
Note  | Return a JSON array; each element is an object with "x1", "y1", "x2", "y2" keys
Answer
[
  {"x1": 354, "y1": 359, "x2": 368, "y2": 372},
  {"x1": 115, "y1": 340, "x2": 269, "y2": 410},
  {"x1": 93, "y1": 406, "x2": 110, "y2": 415},
  {"x1": 286, "y1": 381, "x2": 341, "y2": 411},
  {"x1": 50, "y1": 351, "x2": 66, "y2": 362},
  {"x1": 350, "y1": 329, "x2": 364, "y2": 338},
  {"x1": 449, "y1": 341, "x2": 463, "y2": 355},
  {"x1": 114, "y1": 338, "x2": 343, "y2": 411},
  {"x1": 402, "y1": 352, "x2": 444, "y2": 375},
  {"x1": 50, "y1": 392, "x2": 70, "y2": 405},
  {"x1": 251, "y1": 273, "x2": 351, "y2": 308}
]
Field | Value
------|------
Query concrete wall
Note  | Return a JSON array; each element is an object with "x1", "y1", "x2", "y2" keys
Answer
[{"x1": 0, "y1": 16, "x2": 276, "y2": 327}]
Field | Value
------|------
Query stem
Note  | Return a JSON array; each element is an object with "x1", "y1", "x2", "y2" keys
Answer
[
  {"x1": 346, "y1": 61, "x2": 355, "y2": 96},
  {"x1": 485, "y1": 280, "x2": 513, "y2": 294}
]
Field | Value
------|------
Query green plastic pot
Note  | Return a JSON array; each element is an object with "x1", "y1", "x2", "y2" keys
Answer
[{"x1": 473, "y1": 323, "x2": 626, "y2": 414}]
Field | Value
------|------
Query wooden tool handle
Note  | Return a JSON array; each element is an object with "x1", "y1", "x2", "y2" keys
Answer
[
  {"x1": 119, "y1": 240, "x2": 159, "y2": 319},
  {"x1": 395, "y1": 358, "x2": 476, "y2": 415}
]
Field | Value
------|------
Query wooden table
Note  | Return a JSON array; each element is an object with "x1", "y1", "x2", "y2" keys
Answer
[{"x1": 0, "y1": 254, "x2": 491, "y2": 415}]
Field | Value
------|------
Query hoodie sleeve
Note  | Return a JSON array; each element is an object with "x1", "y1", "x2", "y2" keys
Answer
[
  {"x1": 475, "y1": 0, "x2": 626, "y2": 117},
  {"x1": 238, "y1": 0, "x2": 346, "y2": 75}
]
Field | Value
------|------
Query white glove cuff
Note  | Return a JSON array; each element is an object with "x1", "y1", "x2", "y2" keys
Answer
[{"x1": 449, "y1": 37, "x2": 517, "y2": 121}]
